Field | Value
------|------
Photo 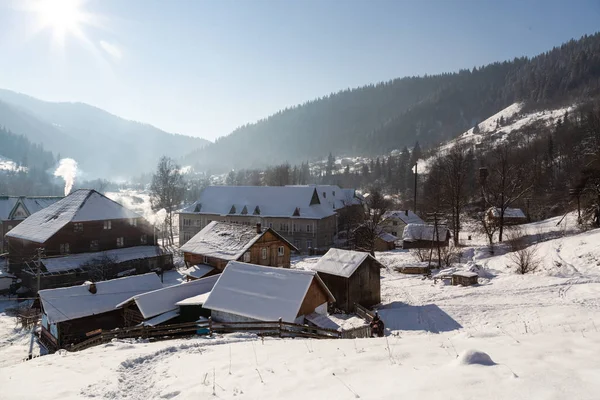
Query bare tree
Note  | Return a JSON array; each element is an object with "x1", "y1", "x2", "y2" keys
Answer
[
  {"x1": 507, "y1": 228, "x2": 540, "y2": 274},
  {"x1": 352, "y1": 187, "x2": 390, "y2": 257},
  {"x1": 150, "y1": 156, "x2": 185, "y2": 246},
  {"x1": 476, "y1": 211, "x2": 499, "y2": 254},
  {"x1": 481, "y1": 144, "x2": 532, "y2": 242},
  {"x1": 83, "y1": 253, "x2": 119, "y2": 282}
]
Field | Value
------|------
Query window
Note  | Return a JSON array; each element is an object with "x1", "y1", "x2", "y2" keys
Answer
[
  {"x1": 261, "y1": 248, "x2": 268, "y2": 260},
  {"x1": 74, "y1": 223, "x2": 83, "y2": 233},
  {"x1": 103, "y1": 220, "x2": 112, "y2": 230},
  {"x1": 392, "y1": 221, "x2": 398, "y2": 226},
  {"x1": 293, "y1": 223, "x2": 297, "y2": 232},
  {"x1": 195, "y1": 219, "x2": 202, "y2": 227},
  {"x1": 130, "y1": 218, "x2": 137, "y2": 227},
  {"x1": 243, "y1": 252, "x2": 251, "y2": 262},
  {"x1": 278, "y1": 246, "x2": 285, "y2": 256},
  {"x1": 203, "y1": 255, "x2": 209, "y2": 264},
  {"x1": 306, "y1": 240, "x2": 313, "y2": 249},
  {"x1": 306, "y1": 224, "x2": 312, "y2": 233},
  {"x1": 140, "y1": 234, "x2": 147, "y2": 245},
  {"x1": 90, "y1": 240, "x2": 99, "y2": 251},
  {"x1": 183, "y1": 219, "x2": 192, "y2": 227},
  {"x1": 60, "y1": 243, "x2": 70, "y2": 254},
  {"x1": 116, "y1": 237, "x2": 124, "y2": 247},
  {"x1": 184, "y1": 232, "x2": 192, "y2": 241}
]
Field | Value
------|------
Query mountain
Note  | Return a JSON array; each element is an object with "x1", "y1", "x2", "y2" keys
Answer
[
  {"x1": 183, "y1": 32, "x2": 600, "y2": 172},
  {"x1": 0, "y1": 90, "x2": 210, "y2": 178}
]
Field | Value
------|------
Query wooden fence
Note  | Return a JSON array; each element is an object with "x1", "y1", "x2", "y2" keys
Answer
[
  {"x1": 355, "y1": 303, "x2": 375, "y2": 322},
  {"x1": 66, "y1": 317, "x2": 369, "y2": 352}
]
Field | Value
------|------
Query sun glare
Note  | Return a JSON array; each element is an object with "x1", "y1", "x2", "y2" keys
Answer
[{"x1": 32, "y1": 0, "x2": 86, "y2": 45}]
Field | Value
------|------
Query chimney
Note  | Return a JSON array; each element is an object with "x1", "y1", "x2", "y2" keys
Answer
[
  {"x1": 405, "y1": 209, "x2": 409, "y2": 216},
  {"x1": 88, "y1": 282, "x2": 97, "y2": 294},
  {"x1": 256, "y1": 223, "x2": 262, "y2": 234}
]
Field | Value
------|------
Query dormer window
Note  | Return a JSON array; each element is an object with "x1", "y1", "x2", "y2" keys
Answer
[
  {"x1": 293, "y1": 207, "x2": 300, "y2": 217},
  {"x1": 323, "y1": 192, "x2": 327, "y2": 198},
  {"x1": 253, "y1": 206, "x2": 261, "y2": 215},
  {"x1": 333, "y1": 191, "x2": 336, "y2": 196},
  {"x1": 229, "y1": 205, "x2": 236, "y2": 214},
  {"x1": 241, "y1": 206, "x2": 248, "y2": 215},
  {"x1": 194, "y1": 203, "x2": 202, "y2": 212}
]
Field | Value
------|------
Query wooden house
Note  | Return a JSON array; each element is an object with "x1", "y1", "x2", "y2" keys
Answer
[
  {"x1": 178, "y1": 185, "x2": 364, "y2": 253},
  {"x1": 5, "y1": 189, "x2": 172, "y2": 291},
  {"x1": 486, "y1": 207, "x2": 527, "y2": 225},
  {"x1": 351, "y1": 225, "x2": 397, "y2": 252},
  {"x1": 203, "y1": 261, "x2": 335, "y2": 323},
  {"x1": 116, "y1": 275, "x2": 219, "y2": 327},
  {"x1": 38, "y1": 273, "x2": 163, "y2": 349},
  {"x1": 180, "y1": 221, "x2": 298, "y2": 271},
  {"x1": 0, "y1": 195, "x2": 62, "y2": 254},
  {"x1": 402, "y1": 223, "x2": 451, "y2": 249},
  {"x1": 374, "y1": 231, "x2": 397, "y2": 251},
  {"x1": 313, "y1": 248, "x2": 383, "y2": 313},
  {"x1": 380, "y1": 210, "x2": 425, "y2": 237},
  {"x1": 451, "y1": 271, "x2": 479, "y2": 286}
]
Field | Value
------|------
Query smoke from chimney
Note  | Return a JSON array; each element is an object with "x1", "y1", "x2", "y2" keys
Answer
[{"x1": 54, "y1": 158, "x2": 78, "y2": 196}]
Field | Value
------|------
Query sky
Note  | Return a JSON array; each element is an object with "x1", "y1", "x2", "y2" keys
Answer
[{"x1": 0, "y1": 0, "x2": 599, "y2": 142}]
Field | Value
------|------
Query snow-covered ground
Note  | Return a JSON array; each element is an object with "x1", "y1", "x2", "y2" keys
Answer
[
  {"x1": 0, "y1": 156, "x2": 27, "y2": 173},
  {"x1": 1, "y1": 214, "x2": 599, "y2": 399}
]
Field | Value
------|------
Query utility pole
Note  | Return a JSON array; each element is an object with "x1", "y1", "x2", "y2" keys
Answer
[
  {"x1": 36, "y1": 247, "x2": 43, "y2": 293},
  {"x1": 413, "y1": 161, "x2": 418, "y2": 213}
]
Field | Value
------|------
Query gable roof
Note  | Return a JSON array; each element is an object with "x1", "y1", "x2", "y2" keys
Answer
[
  {"x1": 313, "y1": 248, "x2": 380, "y2": 278},
  {"x1": 381, "y1": 210, "x2": 425, "y2": 225},
  {"x1": 179, "y1": 186, "x2": 337, "y2": 219},
  {"x1": 116, "y1": 275, "x2": 219, "y2": 319},
  {"x1": 402, "y1": 224, "x2": 450, "y2": 242},
  {"x1": 180, "y1": 221, "x2": 297, "y2": 260},
  {"x1": 39, "y1": 273, "x2": 163, "y2": 324},
  {"x1": 0, "y1": 196, "x2": 62, "y2": 221},
  {"x1": 488, "y1": 207, "x2": 526, "y2": 219},
  {"x1": 5, "y1": 189, "x2": 142, "y2": 244},
  {"x1": 377, "y1": 231, "x2": 398, "y2": 243},
  {"x1": 203, "y1": 261, "x2": 334, "y2": 322}
]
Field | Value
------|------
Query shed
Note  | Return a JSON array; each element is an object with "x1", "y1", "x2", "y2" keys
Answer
[
  {"x1": 486, "y1": 207, "x2": 527, "y2": 225},
  {"x1": 38, "y1": 273, "x2": 163, "y2": 348},
  {"x1": 203, "y1": 261, "x2": 335, "y2": 323},
  {"x1": 312, "y1": 248, "x2": 383, "y2": 313},
  {"x1": 375, "y1": 231, "x2": 397, "y2": 251},
  {"x1": 116, "y1": 275, "x2": 219, "y2": 326},
  {"x1": 181, "y1": 264, "x2": 218, "y2": 281},
  {"x1": 451, "y1": 271, "x2": 479, "y2": 286},
  {"x1": 176, "y1": 292, "x2": 213, "y2": 322},
  {"x1": 402, "y1": 224, "x2": 451, "y2": 249}
]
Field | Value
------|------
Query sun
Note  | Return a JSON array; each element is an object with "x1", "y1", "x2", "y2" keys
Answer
[{"x1": 31, "y1": 0, "x2": 87, "y2": 45}]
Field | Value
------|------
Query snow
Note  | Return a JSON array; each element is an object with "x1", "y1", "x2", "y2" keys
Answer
[
  {"x1": 176, "y1": 291, "x2": 211, "y2": 306},
  {"x1": 116, "y1": 275, "x2": 219, "y2": 319},
  {"x1": 378, "y1": 231, "x2": 398, "y2": 242},
  {"x1": 5, "y1": 190, "x2": 142, "y2": 244},
  {"x1": 181, "y1": 264, "x2": 215, "y2": 279},
  {"x1": 203, "y1": 261, "x2": 333, "y2": 323},
  {"x1": 313, "y1": 248, "x2": 371, "y2": 278},
  {"x1": 39, "y1": 273, "x2": 163, "y2": 324},
  {"x1": 41, "y1": 246, "x2": 167, "y2": 273},
  {"x1": 0, "y1": 156, "x2": 27, "y2": 173},
  {"x1": 0, "y1": 196, "x2": 62, "y2": 220},
  {"x1": 179, "y1": 221, "x2": 261, "y2": 260},
  {"x1": 403, "y1": 223, "x2": 449, "y2": 242},
  {"x1": 142, "y1": 310, "x2": 180, "y2": 327},
  {"x1": 179, "y1": 185, "x2": 336, "y2": 219},
  {"x1": 2, "y1": 215, "x2": 600, "y2": 398},
  {"x1": 452, "y1": 271, "x2": 479, "y2": 278},
  {"x1": 381, "y1": 210, "x2": 425, "y2": 225},
  {"x1": 489, "y1": 207, "x2": 526, "y2": 219}
]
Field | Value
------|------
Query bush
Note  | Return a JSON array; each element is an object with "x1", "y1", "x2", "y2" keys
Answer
[{"x1": 507, "y1": 228, "x2": 540, "y2": 274}]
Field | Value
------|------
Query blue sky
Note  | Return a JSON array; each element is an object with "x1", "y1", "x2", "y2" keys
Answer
[{"x1": 0, "y1": 0, "x2": 599, "y2": 141}]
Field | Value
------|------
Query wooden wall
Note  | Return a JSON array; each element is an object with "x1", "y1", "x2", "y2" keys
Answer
[
  {"x1": 317, "y1": 273, "x2": 350, "y2": 312},
  {"x1": 56, "y1": 309, "x2": 125, "y2": 347},
  {"x1": 297, "y1": 277, "x2": 330, "y2": 317}
]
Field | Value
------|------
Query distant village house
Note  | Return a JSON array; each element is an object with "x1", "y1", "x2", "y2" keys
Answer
[
  {"x1": 380, "y1": 210, "x2": 425, "y2": 237},
  {"x1": 402, "y1": 223, "x2": 451, "y2": 249},
  {"x1": 486, "y1": 207, "x2": 527, "y2": 225}
]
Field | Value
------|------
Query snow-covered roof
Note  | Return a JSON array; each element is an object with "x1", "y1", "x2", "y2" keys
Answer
[
  {"x1": 176, "y1": 291, "x2": 211, "y2": 306},
  {"x1": 182, "y1": 264, "x2": 215, "y2": 279},
  {"x1": 142, "y1": 310, "x2": 180, "y2": 326},
  {"x1": 116, "y1": 275, "x2": 219, "y2": 319},
  {"x1": 39, "y1": 273, "x2": 163, "y2": 324},
  {"x1": 378, "y1": 231, "x2": 398, "y2": 243},
  {"x1": 382, "y1": 210, "x2": 425, "y2": 225},
  {"x1": 452, "y1": 271, "x2": 479, "y2": 278},
  {"x1": 402, "y1": 224, "x2": 450, "y2": 242},
  {"x1": 178, "y1": 185, "x2": 337, "y2": 219},
  {"x1": 305, "y1": 313, "x2": 341, "y2": 331},
  {"x1": 41, "y1": 246, "x2": 166, "y2": 273},
  {"x1": 313, "y1": 248, "x2": 378, "y2": 278},
  {"x1": 180, "y1": 221, "x2": 270, "y2": 260},
  {"x1": 5, "y1": 190, "x2": 142, "y2": 244},
  {"x1": 488, "y1": 207, "x2": 526, "y2": 219},
  {"x1": 203, "y1": 261, "x2": 335, "y2": 323},
  {"x1": 0, "y1": 196, "x2": 62, "y2": 220}
]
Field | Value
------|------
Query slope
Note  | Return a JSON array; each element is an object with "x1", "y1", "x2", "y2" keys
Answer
[{"x1": 0, "y1": 90, "x2": 210, "y2": 178}]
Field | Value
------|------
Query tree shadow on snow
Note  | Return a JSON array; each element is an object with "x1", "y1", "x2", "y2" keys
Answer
[{"x1": 377, "y1": 302, "x2": 462, "y2": 333}]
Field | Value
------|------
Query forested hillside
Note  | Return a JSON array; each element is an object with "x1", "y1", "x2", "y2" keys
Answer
[
  {"x1": 0, "y1": 91, "x2": 210, "y2": 178},
  {"x1": 183, "y1": 33, "x2": 600, "y2": 171},
  {"x1": 0, "y1": 127, "x2": 55, "y2": 170}
]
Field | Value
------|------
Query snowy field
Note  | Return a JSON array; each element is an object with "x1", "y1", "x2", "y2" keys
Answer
[{"x1": 1, "y1": 215, "x2": 600, "y2": 399}]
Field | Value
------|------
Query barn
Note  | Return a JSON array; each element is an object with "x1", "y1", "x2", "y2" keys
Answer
[
  {"x1": 203, "y1": 261, "x2": 335, "y2": 323},
  {"x1": 312, "y1": 248, "x2": 383, "y2": 313},
  {"x1": 402, "y1": 224, "x2": 451, "y2": 249},
  {"x1": 38, "y1": 273, "x2": 163, "y2": 349},
  {"x1": 116, "y1": 275, "x2": 219, "y2": 327}
]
